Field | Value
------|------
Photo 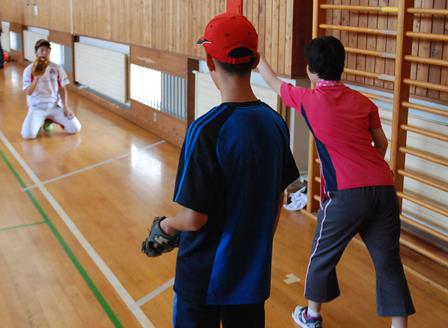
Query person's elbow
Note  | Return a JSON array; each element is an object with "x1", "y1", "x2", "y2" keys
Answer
[
  {"x1": 375, "y1": 140, "x2": 388, "y2": 158},
  {"x1": 377, "y1": 137, "x2": 389, "y2": 152},
  {"x1": 183, "y1": 209, "x2": 208, "y2": 231},
  {"x1": 371, "y1": 128, "x2": 388, "y2": 152},
  {"x1": 188, "y1": 215, "x2": 208, "y2": 231}
]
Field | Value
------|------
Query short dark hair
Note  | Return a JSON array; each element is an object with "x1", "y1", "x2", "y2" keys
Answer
[
  {"x1": 215, "y1": 47, "x2": 256, "y2": 77},
  {"x1": 304, "y1": 36, "x2": 345, "y2": 81},
  {"x1": 35, "y1": 39, "x2": 51, "y2": 52}
]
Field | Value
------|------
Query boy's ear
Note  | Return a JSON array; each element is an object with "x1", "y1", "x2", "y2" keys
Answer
[
  {"x1": 251, "y1": 52, "x2": 260, "y2": 69},
  {"x1": 206, "y1": 54, "x2": 216, "y2": 72}
]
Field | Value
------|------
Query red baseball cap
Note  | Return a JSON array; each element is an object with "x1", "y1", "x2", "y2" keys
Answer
[{"x1": 197, "y1": 13, "x2": 258, "y2": 64}]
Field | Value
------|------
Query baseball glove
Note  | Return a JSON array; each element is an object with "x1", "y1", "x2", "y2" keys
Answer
[
  {"x1": 141, "y1": 216, "x2": 180, "y2": 257},
  {"x1": 32, "y1": 56, "x2": 49, "y2": 77}
]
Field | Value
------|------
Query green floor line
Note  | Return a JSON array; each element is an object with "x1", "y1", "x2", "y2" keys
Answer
[
  {"x1": 0, "y1": 221, "x2": 46, "y2": 233},
  {"x1": 0, "y1": 149, "x2": 123, "y2": 328}
]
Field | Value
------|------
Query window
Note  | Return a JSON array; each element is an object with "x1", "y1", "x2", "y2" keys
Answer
[
  {"x1": 130, "y1": 64, "x2": 162, "y2": 110},
  {"x1": 50, "y1": 42, "x2": 64, "y2": 65},
  {"x1": 130, "y1": 64, "x2": 187, "y2": 120},
  {"x1": 74, "y1": 41, "x2": 128, "y2": 104},
  {"x1": 10, "y1": 31, "x2": 21, "y2": 51},
  {"x1": 1, "y1": 23, "x2": 10, "y2": 51}
]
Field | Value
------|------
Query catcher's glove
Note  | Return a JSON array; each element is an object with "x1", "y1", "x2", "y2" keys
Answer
[
  {"x1": 141, "y1": 216, "x2": 180, "y2": 257},
  {"x1": 32, "y1": 57, "x2": 49, "y2": 77}
]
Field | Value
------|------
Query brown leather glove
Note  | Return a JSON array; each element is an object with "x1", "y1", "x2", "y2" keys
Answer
[{"x1": 32, "y1": 57, "x2": 49, "y2": 77}]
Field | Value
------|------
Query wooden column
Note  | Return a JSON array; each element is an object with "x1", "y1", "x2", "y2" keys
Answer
[
  {"x1": 9, "y1": 23, "x2": 25, "y2": 65},
  {"x1": 187, "y1": 58, "x2": 199, "y2": 124},
  {"x1": 389, "y1": 0, "x2": 414, "y2": 206}
]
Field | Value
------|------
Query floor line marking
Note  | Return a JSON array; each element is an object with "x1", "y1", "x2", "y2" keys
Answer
[
  {"x1": 23, "y1": 140, "x2": 166, "y2": 191},
  {"x1": 0, "y1": 131, "x2": 155, "y2": 328},
  {"x1": 0, "y1": 221, "x2": 46, "y2": 233},
  {"x1": 135, "y1": 278, "x2": 175, "y2": 308}
]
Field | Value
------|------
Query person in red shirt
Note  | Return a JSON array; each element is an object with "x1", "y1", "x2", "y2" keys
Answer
[
  {"x1": 258, "y1": 36, "x2": 415, "y2": 328},
  {"x1": 22, "y1": 39, "x2": 81, "y2": 139}
]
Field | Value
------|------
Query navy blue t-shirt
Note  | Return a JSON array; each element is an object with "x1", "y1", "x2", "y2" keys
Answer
[{"x1": 173, "y1": 100, "x2": 299, "y2": 305}]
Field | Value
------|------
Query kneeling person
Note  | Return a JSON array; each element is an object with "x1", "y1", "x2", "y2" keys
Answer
[{"x1": 22, "y1": 39, "x2": 81, "y2": 139}]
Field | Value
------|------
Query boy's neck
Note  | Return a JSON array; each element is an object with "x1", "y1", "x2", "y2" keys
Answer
[{"x1": 219, "y1": 75, "x2": 258, "y2": 103}]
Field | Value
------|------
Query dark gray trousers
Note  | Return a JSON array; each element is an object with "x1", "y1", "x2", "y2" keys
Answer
[{"x1": 305, "y1": 186, "x2": 415, "y2": 317}]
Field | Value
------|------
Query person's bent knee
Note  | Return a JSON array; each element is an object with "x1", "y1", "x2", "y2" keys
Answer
[
  {"x1": 21, "y1": 131, "x2": 38, "y2": 139},
  {"x1": 21, "y1": 124, "x2": 39, "y2": 139}
]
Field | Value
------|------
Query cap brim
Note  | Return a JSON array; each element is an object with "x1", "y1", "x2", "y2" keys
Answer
[{"x1": 197, "y1": 38, "x2": 211, "y2": 45}]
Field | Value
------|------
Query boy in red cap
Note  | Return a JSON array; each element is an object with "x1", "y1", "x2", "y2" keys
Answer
[{"x1": 142, "y1": 13, "x2": 299, "y2": 327}]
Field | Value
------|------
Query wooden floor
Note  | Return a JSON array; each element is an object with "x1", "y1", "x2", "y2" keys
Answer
[{"x1": 0, "y1": 63, "x2": 447, "y2": 327}]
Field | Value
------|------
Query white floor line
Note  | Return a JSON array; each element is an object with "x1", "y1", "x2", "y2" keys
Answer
[
  {"x1": 23, "y1": 140, "x2": 166, "y2": 191},
  {"x1": 136, "y1": 278, "x2": 175, "y2": 308},
  {"x1": 0, "y1": 131, "x2": 155, "y2": 328}
]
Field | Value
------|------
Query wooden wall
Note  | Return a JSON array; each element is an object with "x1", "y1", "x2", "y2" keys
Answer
[
  {"x1": 0, "y1": 0, "x2": 311, "y2": 77},
  {"x1": 243, "y1": 0, "x2": 312, "y2": 76},
  {"x1": 0, "y1": 0, "x2": 71, "y2": 33},
  {"x1": 1, "y1": 1, "x2": 445, "y2": 96},
  {"x1": 71, "y1": 0, "x2": 310, "y2": 76},
  {"x1": 71, "y1": 0, "x2": 225, "y2": 57},
  {"x1": 22, "y1": 0, "x2": 71, "y2": 32},
  {"x1": 0, "y1": 0, "x2": 22, "y2": 24},
  {"x1": 326, "y1": 0, "x2": 448, "y2": 102}
]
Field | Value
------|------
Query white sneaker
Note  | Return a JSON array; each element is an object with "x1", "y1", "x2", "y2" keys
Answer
[{"x1": 292, "y1": 306, "x2": 323, "y2": 328}]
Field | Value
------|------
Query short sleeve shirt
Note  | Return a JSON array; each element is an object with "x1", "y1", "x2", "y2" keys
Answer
[
  {"x1": 280, "y1": 81, "x2": 393, "y2": 197},
  {"x1": 23, "y1": 62, "x2": 69, "y2": 108},
  {"x1": 173, "y1": 100, "x2": 299, "y2": 304}
]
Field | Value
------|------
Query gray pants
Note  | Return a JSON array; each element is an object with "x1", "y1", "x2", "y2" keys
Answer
[{"x1": 305, "y1": 186, "x2": 415, "y2": 317}]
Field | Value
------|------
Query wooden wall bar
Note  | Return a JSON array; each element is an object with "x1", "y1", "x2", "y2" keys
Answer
[
  {"x1": 311, "y1": 0, "x2": 448, "y2": 264},
  {"x1": 325, "y1": 0, "x2": 448, "y2": 102}
]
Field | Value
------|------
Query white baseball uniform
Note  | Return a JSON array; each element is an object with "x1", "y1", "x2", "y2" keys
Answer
[{"x1": 21, "y1": 62, "x2": 81, "y2": 139}]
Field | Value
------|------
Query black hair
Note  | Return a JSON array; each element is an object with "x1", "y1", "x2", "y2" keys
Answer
[
  {"x1": 35, "y1": 39, "x2": 51, "y2": 52},
  {"x1": 215, "y1": 47, "x2": 257, "y2": 77},
  {"x1": 304, "y1": 36, "x2": 345, "y2": 81}
]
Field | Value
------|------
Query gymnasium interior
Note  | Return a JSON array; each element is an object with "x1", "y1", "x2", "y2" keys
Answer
[{"x1": 0, "y1": 0, "x2": 447, "y2": 327}]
